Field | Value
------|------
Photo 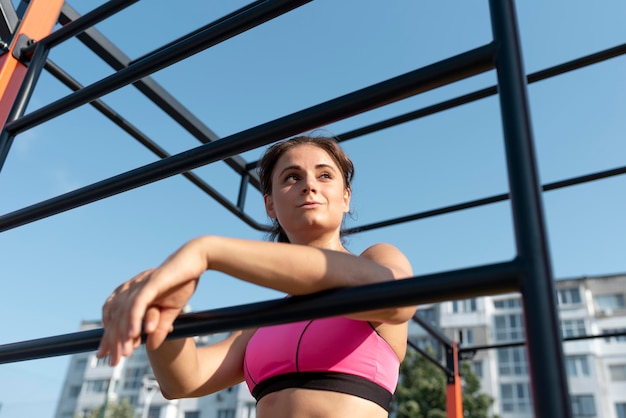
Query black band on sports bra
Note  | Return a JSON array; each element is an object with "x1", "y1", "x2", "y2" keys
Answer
[{"x1": 251, "y1": 371, "x2": 393, "y2": 412}]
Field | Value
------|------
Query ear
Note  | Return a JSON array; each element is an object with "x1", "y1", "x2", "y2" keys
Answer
[
  {"x1": 264, "y1": 194, "x2": 276, "y2": 218},
  {"x1": 343, "y1": 188, "x2": 351, "y2": 213}
]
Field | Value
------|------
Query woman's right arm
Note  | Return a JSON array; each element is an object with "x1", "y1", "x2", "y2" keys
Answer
[{"x1": 148, "y1": 328, "x2": 255, "y2": 399}]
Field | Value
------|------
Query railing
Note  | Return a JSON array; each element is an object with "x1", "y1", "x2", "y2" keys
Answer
[{"x1": 2, "y1": 1, "x2": 623, "y2": 416}]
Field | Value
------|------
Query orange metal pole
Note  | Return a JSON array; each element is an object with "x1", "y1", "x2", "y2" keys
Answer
[
  {"x1": 0, "y1": 0, "x2": 65, "y2": 128},
  {"x1": 446, "y1": 341, "x2": 464, "y2": 418}
]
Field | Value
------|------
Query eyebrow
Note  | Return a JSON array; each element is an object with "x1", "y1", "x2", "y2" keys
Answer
[{"x1": 278, "y1": 163, "x2": 337, "y2": 178}]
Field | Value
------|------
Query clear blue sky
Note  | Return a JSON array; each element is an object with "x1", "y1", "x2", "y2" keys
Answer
[{"x1": 0, "y1": 1, "x2": 624, "y2": 417}]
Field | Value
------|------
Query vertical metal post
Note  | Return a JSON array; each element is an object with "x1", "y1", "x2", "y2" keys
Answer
[
  {"x1": 0, "y1": 41, "x2": 49, "y2": 171},
  {"x1": 445, "y1": 341, "x2": 463, "y2": 418},
  {"x1": 237, "y1": 172, "x2": 250, "y2": 211},
  {"x1": 489, "y1": 0, "x2": 572, "y2": 417}
]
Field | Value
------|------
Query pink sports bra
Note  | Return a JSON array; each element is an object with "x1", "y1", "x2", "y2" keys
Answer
[{"x1": 243, "y1": 316, "x2": 400, "y2": 411}]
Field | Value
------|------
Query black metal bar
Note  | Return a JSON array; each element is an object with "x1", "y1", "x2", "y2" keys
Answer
[
  {"x1": 0, "y1": 43, "x2": 496, "y2": 232},
  {"x1": 0, "y1": 41, "x2": 49, "y2": 171},
  {"x1": 57, "y1": 3, "x2": 262, "y2": 190},
  {"x1": 458, "y1": 330, "x2": 626, "y2": 355},
  {"x1": 490, "y1": 1, "x2": 571, "y2": 417},
  {"x1": 0, "y1": 260, "x2": 521, "y2": 364},
  {"x1": 0, "y1": 0, "x2": 18, "y2": 44},
  {"x1": 5, "y1": 0, "x2": 313, "y2": 135},
  {"x1": 27, "y1": 0, "x2": 138, "y2": 51},
  {"x1": 42, "y1": 58, "x2": 269, "y2": 231},
  {"x1": 244, "y1": 41, "x2": 626, "y2": 171},
  {"x1": 345, "y1": 164, "x2": 626, "y2": 234},
  {"x1": 407, "y1": 339, "x2": 453, "y2": 378},
  {"x1": 128, "y1": 0, "x2": 269, "y2": 66},
  {"x1": 335, "y1": 42, "x2": 626, "y2": 143},
  {"x1": 411, "y1": 314, "x2": 453, "y2": 350},
  {"x1": 237, "y1": 172, "x2": 250, "y2": 211}
]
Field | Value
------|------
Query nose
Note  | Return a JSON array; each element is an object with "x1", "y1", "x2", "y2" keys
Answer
[{"x1": 302, "y1": 176, "x2": 317, "y2": 194}]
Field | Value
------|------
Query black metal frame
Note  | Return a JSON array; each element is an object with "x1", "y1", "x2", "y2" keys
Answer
[{"x1": 1, "y1": 1, "x2": 624, "y2": 416}]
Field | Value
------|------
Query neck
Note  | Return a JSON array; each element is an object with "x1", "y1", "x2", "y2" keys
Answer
[{"x1": 288, "y1": 232, "x2": 347, "y2": 252}]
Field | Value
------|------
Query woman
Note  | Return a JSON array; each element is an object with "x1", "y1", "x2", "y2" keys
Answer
[{"x1": 98, "y1": 135, "x2": 415, "y2": 417}]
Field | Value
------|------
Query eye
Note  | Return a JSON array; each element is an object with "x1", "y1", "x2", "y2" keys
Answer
[
  {"x1": 319, "y1": 172, "x2": 333, "y2": 180},
  {"x1": 284, "y1": 173, "x2": 300, "y2": 182}
]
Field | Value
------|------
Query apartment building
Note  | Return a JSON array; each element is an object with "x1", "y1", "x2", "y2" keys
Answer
[{"x1": 411, "y1": 273, "x2": 626, "y2": 418}]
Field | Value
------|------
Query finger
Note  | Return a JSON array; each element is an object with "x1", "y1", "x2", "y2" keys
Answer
[
  {"x1": 143, "y1": 306, "x2": 160, "y2": 334},
  {"x1": 125, "y1": 270, "x2": 157, "y2": 338},
  {"x1": 119, "y1": 272, "x2": 154, "y2": 356},
  {"x1": 145, "y1": 309, "x2": 178, "y2": 351}
]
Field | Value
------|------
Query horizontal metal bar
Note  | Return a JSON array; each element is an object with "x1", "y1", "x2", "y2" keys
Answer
[
  {"x1": 0, "y1": 43, "x2": 496, "y2": 232},
  {"x1": 43, "y1": 58, "x2": 270, "y2": 231},
  {"x1": 57, "y1": 3, "x2": 262, "y2": 190},
  {"x1": 23, "y1": 0, "x2": 138, "y2": 55},
  {"x1": 458, "y1": 330, "x2": 626, "y2": 355},
  {"x1": 411, "y1": 314, "x2": 453, "y2": 349},
  {"x1": 345, "y1": 164, "x2": 626, "y2": 234},
  {"x1": 6, "y1": 0, "x2": 312, "y2": 134},
  {"x1": 337, "y1": 42, "x2": 626, "y2": 143},
  {"x1": 407, "y1": 339, "x2": 453, "y2": 377},
  {"x1": 245, "y1": 42, "x2": 626, "y2": 169},
  {"x1": 0, "y1": 260, "x2": 520, "y2": 364}
]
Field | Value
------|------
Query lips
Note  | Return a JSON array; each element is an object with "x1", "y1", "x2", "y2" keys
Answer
[{"x1": 299, "y1": 201, "x2": 321, "y2": 207}]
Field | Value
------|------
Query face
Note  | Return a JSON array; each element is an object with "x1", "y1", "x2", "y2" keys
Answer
[{"x1": 264, "y1": 144, "x2": 351, "y2": 243}]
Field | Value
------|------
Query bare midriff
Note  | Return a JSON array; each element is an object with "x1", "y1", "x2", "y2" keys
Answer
[{"x1": 255, "y1": 388, "x2": 388, "y2": 418}]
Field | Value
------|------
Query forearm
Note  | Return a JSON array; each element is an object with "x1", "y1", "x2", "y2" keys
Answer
[
  {"x1": 147, "y1": 338, "x2": 203, "y2": 399},
  {"x1": 193, "y1": 236, "x2": 396, "y2": 295},
  {"x1": 146, "y1": 330, "x2": 248, "y2": 399}
]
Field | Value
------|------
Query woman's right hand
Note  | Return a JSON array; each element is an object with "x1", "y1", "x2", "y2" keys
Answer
[{"x1": 97, "y1": 239, "x2": 208, "y2": 365}]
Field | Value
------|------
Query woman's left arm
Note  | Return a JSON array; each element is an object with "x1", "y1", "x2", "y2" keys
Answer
[
  {"x1": 346, "y1": 242, "x2": 416, "y2": 324},
  {"x1": 205, "y1": 237, "x2": 416, "y2": 324}
]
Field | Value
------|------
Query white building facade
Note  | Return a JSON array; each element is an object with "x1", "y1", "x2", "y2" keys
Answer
[
  {"x1": 55, "y1": 274, "x2": 626, "y2": 418},
  {"x1": 411, "y1": 273, "x2": 626, "y2": 418}
]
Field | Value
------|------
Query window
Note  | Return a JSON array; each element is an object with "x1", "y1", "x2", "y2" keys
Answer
[
  {"x1": 616, "y1": 403, "x2": 626, "y2": 418},
  {"x1": 571, "y1": 395, "x2": 596, "y2": 417},
  {"x1": 566, "y1": 356, "x2": 590, "y2": 377},
  {"x1": 68, "y1": 385, "x2": 81, "y2": 398},
  {"x1": 184, "y1": 412, "x2": 200, "y2": 418},
  {"x1": 595, "y1": 294, "x2": 625, "y2": 310},
  {"x1": 560, "y1": 319, "x2": 586, "y2": 338},
  {"x1": 148, "y1": 406, "x2": 161, "y2": 418},
  {"x1": 494, "y1": 298, "x2": 521, "y2": 309},
  {"x1": 602, "y1": 328, "x2": 626, "y2": 343},
  {"x1": 557, "y1": 288, "x2": 582, "y2": 305},
  {"x1": 217, "y1": 409, "x2": 236, "y2": 418},
  {"x1": 241, "y1": 402, "x2": 257, "y2": 418},
  {"x1": 500, "y1": 383, "x2": 532, "y2": 413},
  {"x1": 452, "y1": 298, "x2": 477, "y2": 313},
  {"x1": 609, "y1": 364, "x2": 626, "y2": 381},
  {"x1": 123, "y1": 366, "x2": 149, "y2": 389},
  {"x1": 84, "y1": 379, "x2": 109, "y2": 393},
  {"x1": 74, "y1": 358, "x2": 87, "y2": 371},
  {"x1": 95, "y1": 356, "x2": 110, "y2": 367},
  {"x1": 494, "y1": 314, "x2": 525, "y2": 341},
  {"x1": 498, "y1": 347, "x2": 528, "y2": 376},
  {"x1": 469, "y1": 360, "x2": 482, "y2": 378},
  {"x1": 416, "y1": 307, "x2": 437, "y2": 325},
  {"x1": 455, "y1": 328, "x2": 474, "y2": 345}
]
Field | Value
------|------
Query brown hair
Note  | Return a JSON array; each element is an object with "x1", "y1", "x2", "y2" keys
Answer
[{"x1": 258, "y1": 135, "x2": 355, "y2": 243}]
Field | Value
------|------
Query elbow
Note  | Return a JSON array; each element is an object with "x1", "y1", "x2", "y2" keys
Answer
[
  {"x1": 381, "y1": 305, "x2": 417, "y2": 325},
  {"x1": 159, "y1": 386, "x2": 184, "y2": 400},
  {"x1": 160, "y1": 389, "x2": 178, "y2": 401}
]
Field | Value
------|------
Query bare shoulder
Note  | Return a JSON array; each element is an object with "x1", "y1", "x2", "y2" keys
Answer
[{"x1": 359, "y1": 243, "x2": 413, "y2": 279}]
